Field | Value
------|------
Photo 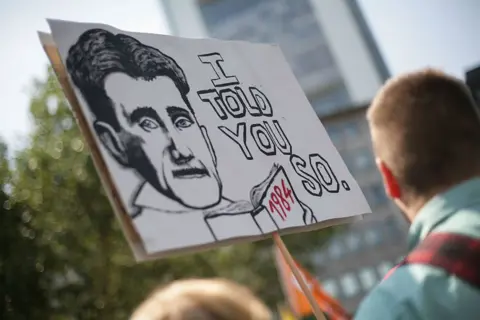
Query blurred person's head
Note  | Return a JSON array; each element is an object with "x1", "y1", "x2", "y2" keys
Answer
[
  {"x1": 130, "y1": 278, "x2": 272, "y2": 320},
  {"x1": 367, "y1": 68, "x2": 480, "y2": 221}
]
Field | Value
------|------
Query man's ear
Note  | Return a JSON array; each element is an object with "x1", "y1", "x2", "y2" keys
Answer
[
  {"x1": 376, "y1": 158, "x2": 401, "y2": 199},
  {"x1": 200, "y1": 125, "x2": 217, "y2": 166},
  {"x1": 93, "y1": 121, "x2": 129, "y2": 167}
]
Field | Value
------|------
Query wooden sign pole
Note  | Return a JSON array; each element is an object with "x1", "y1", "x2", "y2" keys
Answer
[{"x1": 273, "y1": 233, "x2": 326, "y2": 320}]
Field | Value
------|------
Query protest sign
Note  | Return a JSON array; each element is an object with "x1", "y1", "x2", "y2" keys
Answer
[{"x1": 38, "y1": 19, "x2": 371, "y2": 261}]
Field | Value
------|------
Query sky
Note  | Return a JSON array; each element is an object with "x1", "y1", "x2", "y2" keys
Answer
[{"x1": 0, "y1": 0, "x2": 479, "y2": 149}]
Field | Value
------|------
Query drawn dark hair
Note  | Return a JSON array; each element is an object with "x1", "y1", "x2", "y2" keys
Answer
[{"x1": 66, "y1": 28, "x2": 192, "y2": 131}]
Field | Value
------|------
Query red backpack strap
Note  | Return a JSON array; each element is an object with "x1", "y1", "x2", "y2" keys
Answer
[
  {"x1": 382, "y1": 264, "x2": 400, "y2": 281},
  {"x1": 401, "y1": 232, "x2": 480, "y2": 290}
]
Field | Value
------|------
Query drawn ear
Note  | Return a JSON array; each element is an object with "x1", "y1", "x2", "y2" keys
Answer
[
  {"x1": 93, "y1": 121, "x2": 129, "y2": 167},
  {"x1": 200, "y1": 125, "x2": 217, "y2": 166}
]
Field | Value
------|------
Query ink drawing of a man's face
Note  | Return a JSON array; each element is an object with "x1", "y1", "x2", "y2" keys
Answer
[
  {"x1": 104, "y1": 74, "x2": 221, "y2": 209},
  {"x1": 66, "y1": 29, "x2": 222, "y2": 210}
]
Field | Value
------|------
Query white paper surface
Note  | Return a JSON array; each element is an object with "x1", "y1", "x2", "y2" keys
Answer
[{"x1": 46, "y1": 19, "x2": 371, "y2": 255}]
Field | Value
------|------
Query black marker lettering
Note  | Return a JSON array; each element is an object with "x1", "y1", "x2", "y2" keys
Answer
[
  {"x1": 309, "y1": 154, "x2": 340, "y2": 193},
  {"x1": 219, "y1": 88, "x2": 246, "y2": 118},
  {"x1": 197, "y1": 89, "x2": 227, "y2": 120},
  {"x1": 218, "y1": 122, "x2": 253, "y2": 160},
  {"x1": 290, "y1": 154, "x2": 322, "y2": 196},
  {"x1": 264, "y1": 120, "x2": 292, "y2": 155},
  {"x1": 251, "y1": 123, "x2": 276, "y2": 156},
  {"x1": 249, "y1": 87, "x2": 272, "y2": 116},
  {"x1": 235, "y1": 86, "x2": 262, "y2": 116},
  {"x1": 198, "y1": 52, "x2": 239, "y2": 87}
]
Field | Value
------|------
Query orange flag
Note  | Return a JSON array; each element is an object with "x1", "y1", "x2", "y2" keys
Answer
[{"x1": 274, "y1": 246, "x2": 351, "y2": 320}]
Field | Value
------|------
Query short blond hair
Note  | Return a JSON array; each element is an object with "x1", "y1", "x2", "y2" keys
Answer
[
  {"x1": 367, "y1": 68, "x2": 480, "y2": 199},
  {"x1": 131, "y1": 278, "x2": 272, "y2": 320}
]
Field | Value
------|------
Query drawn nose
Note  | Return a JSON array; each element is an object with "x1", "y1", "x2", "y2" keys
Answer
[{"x1": 168, "y1": 139, "x2": 194, "y2": 165}]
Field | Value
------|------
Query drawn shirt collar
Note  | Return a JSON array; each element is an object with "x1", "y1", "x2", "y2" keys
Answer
[
  {"x1": 132, "y1": 182, "x2": 235, "y2": 215},
  {"x1": 133, "y1": 182, "x2": 191, "y2": 214}
]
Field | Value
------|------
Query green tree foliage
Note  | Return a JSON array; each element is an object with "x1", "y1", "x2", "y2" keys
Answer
[
  {"x1": 0, "y1": 140, "x2": 54, "y2": 319},
  {"x1": 5, "y1": 67, "x2": 337, "y2": 319}
]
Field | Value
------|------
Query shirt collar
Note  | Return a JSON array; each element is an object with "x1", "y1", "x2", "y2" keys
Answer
[
  {"x1": 132, "y1": 182, "x2": 233, "y2": 215},
  {"x1": 408, "y1": 177, "x2": 480, "y2": 250},
  {"x1": 133, "y1": 182, "x2": 190, "y2": 214}
]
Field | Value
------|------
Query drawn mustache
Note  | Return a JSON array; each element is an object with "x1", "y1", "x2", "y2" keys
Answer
[{"x1": 172, "y1": 167, "x2": 209, "y2": 178}]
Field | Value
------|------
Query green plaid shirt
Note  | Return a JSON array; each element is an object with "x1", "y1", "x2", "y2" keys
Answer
[{"x1": 355, "y1": 178, "x2": 480, "y2": 320}]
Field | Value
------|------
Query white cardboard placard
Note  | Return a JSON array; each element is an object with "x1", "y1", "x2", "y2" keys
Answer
[{"x1": 40, "y1": 20, "x2": 371, "y2": 260}]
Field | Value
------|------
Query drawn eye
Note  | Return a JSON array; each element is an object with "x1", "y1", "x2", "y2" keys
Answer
[
  {"x1": 139, "y1": 118, "x2": 159, "y2": 132},
  {"x1": 174, "y1": 116, "x2": 193, "y2": 129}
]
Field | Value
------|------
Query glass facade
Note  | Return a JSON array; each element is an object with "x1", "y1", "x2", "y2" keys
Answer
[
  {"x1": 317, "y1": 255, "x2": 405, "y2": 302},
  {"x1": 313, "y1": 112, "x2": 408, "y2": 311},
  {"x1": 340, "y1": 273, "x2": 360, "y2": 298},
  {"x1": 322, "y1": 278, "x2": 340, "y2": 298},
  {"x1": 310, "y1": 85, "x2": 351, "y2": 117},
  {"x1": 358, "y1": 267, "x2": 377, "y2": 290},
  {"x1": 198, "y1": 0, "x2": 351, "y2": 116}
]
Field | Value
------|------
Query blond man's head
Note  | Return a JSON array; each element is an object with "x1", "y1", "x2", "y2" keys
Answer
[
  {"x1": 367, "y1": 68, "x2": 480, "y2": 213},
  {"x1": 131, "y1": 278, "x2": 272, "y2": 320}
]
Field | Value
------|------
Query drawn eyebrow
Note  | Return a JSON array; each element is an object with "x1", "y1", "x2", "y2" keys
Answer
[
  {"x1": 129, "y1": 106, "x2": 166, "y2": 129},
  {"x1": 166, "y1": 106, "x2": 191, "y2": 119}
]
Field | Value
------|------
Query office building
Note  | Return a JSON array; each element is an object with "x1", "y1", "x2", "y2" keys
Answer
[
  {"x1": 160, "y1": 0, "x2": 408, "y2": 313},
  {"x1": 466, "y1": 64, "x2": 480, "y2": 103}
]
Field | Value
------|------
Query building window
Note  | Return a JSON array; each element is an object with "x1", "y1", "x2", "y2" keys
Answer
[
  {"x1": 343, "y1": 120, "x2": 362, "y2": 139},
  {"x1": 365, "y1": 184, "x2": 388, "y2": 207},
  {"x1": 328, "y1": 239, "x2": 344, "y2": 259},
  {"x1": 343, "y1": 148, "x2": 374, "y2": 175},
  {"x1": 358, "y1": 267, "x2": 378, "y2": 291},
  {"x1": 383, "y1": 216, "x2": 404, "y2": 241},
  {"x1": 372, "y1": 185, "x2": 388, "y2": 204},
  {"x1": 310, "y1": 85, "x2": 351, "y2": 117},
  {"x1": 322, "y1": 278, "x2": 339, "y2": 298},
  {"x1": 377, "y1": 261, "x2": 394, "y2": 277},
  {"x1": 364, "y1": 228, "x2": 382, "y2": 246},
  {"x1": 312, "y1": 251, "x2": 326, "y2": 266},
  {"x1": 340, "y1": 273, "x2": 360, "y2": 298},
  {"x1": 199, "y1": 0, "x2": 260, "y2": 28},
  {"x1": 200, "y1": 0, "x2": 346, "y2": 103},
  {"x1": 324, "y1": 123, "x2": 343, "y2": 147},
  {"x1": 352, "y1": 149, "x2": 374, "y2": 171},
  {"x1": 325, "y1": 119, "x2": 364, "y2": 149},
  {"x1": 345, "y1": 232, "x2": 361, "y2": 252}
]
